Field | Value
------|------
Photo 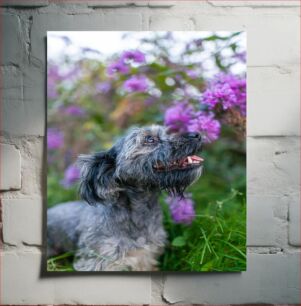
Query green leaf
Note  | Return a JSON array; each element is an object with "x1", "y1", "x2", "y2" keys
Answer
[{"x1": 172, "y1": 236, "x2": 186, "y2": 247}]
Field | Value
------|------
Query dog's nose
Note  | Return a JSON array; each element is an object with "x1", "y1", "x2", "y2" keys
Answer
[{"x1": 184, "y1": 132, "x2": 202, "y2": 140}]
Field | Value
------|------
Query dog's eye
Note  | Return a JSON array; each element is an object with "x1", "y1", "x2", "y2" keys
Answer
[{"x1": 144, "y1": 135, "x2": 156, "y2": 144}]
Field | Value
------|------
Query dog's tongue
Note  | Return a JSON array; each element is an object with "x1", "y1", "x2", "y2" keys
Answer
[{"x1": 191, "y1": 155, "x2": 204, "y2": 162}]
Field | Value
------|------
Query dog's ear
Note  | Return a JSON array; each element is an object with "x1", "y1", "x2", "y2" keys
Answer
[{"x1": 77, "y1": 148, "x2": 118, "y2": 205}]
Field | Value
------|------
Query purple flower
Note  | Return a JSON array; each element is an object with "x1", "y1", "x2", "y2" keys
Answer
[
  {"x1": 187, "y1": 112, "x2": 221, "y2": 143},
  {"x1": 216, "y1": 73, "x2": 246, "y2": 115},
  {"x1": 47, "y1": 128, "x2": 64, "y2": 150},
  {"x1": 61, "y1": 164, "x2": 80, "y2": 188},
  {"x1": 107, "y1": 60, "x2": 129, "y2": 76},
  {"x1": 164, "y1": 102, "x2": 221, "y2": 143},
  {"x1": 95, "y1": 81, "x2": 111, "y2": 94},
  {"x1": 202, "y1": 83, "x2": 237, "y2": 110},
  {"x1": 166, "y1": 195, "x2": 196, "y2": 224},
  {"x1": 202, "y1": 73, "x2": 246, "y2": 115},
  {"x1": 186, "y1": 69, "x2": 198, "y2": 79},
  {"x1": 63, "y1": 105, "x2": 86, "y2": 117},
  {"x1": 123, "y1": 75, "x2": 149, "y2": 93},
  {"x1": 164, "y1": 102, "x2": 194, "y2": 133},
  {"x1": 121, "y1": 50, "x2": 146, "y2": 63}
]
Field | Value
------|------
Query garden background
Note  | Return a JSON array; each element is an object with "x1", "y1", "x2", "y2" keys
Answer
[{"x1": 47, "y1": 31, "x2": 246, "y2": 272}]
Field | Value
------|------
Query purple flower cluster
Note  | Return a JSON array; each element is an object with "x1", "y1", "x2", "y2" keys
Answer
[
  {"x1": 107, "y1": 61, "x2": 129, "y2": 76},
  {"x1": 202, "y1": 73, "x2": 246, "y2": 115},
  {"x1": 164, "y1": 102, "x2": 220, "y2": 143},
  {"x1": 202, "y1": 83, "x2": 236, "y2": 110},
  {"x1": 123, "y1": 75, "x2": 149, "y2": 93},
  {"x1": 107, "y1": 50, "x2": 146, "y2": 76},
  {"x1": 188, "y1": 113, "x2": 221, "y2": 143},
  {"x1": 166, "y1": 195, "x2": 196, "y2": 224},
  {"x1": 47, "y1": 128, "x2": 64, "y2": 150},
  {"x1": 63, "y1": 105, "x2": 86, "y2": 117},
  {"x1": 164, "y1": 102, "x2": 194, "y2": 133},
  {"x1": 60, "y1": 164, "x2": 80, "y2": 188},
  {"x1": 121, "y1": 50, "x2": 146, "y2": 63}
]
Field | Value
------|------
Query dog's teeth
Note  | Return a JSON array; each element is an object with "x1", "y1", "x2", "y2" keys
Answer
[{"x1": 187, "y1": 156, "x2": 192, "y2": 164}]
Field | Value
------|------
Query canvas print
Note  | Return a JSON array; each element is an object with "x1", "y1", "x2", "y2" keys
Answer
[{"x1": 47, "y1": 31, "x2": 246, "y2": 272}]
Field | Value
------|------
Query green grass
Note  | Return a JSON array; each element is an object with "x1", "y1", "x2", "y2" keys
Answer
[
  {"x1": 47, "y1": 252, "x2": 75, "y2": 272},
  {"x1": 47, "y1": 188, "x2": 246, "y2": 272},
  {"x1": 159, "y1": 187, "x2": 246, "y2": 272}
]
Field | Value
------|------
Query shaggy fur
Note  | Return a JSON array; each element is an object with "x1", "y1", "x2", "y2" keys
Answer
[{"x1": 47, "y1": 125, "x2": 203, "y2": 271}]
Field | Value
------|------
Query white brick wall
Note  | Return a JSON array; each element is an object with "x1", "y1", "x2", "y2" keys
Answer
[
  {"x1": 0, "y1": 1, "x2": 300, "y2": 304},
  {"x1": 163, "y1": 253, "x2": 300, "y2": 304},
  {"x1": 2, "y1": 251, "x2": 151, "y2": 304},
  {"x1": 0, "y1": 143, "x2": 21, "y2": 191}
]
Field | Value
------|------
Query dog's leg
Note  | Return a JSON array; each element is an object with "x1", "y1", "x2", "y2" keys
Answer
[
  {"x1": 105, "y1": 247, "x2": 159, "y2": 271},
  {"x1": 73, "y1": 245, "x2": 161, "y2": 271}
]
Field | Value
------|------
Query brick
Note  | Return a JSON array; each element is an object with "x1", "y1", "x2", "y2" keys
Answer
[
  {"x1": 22, "y1": 65, "x2": 45, "y2": 136},
  {"x1": 247, "y1": 195, "x2": 275, "y2": 246},
  {"x1": 2, "y1": 198, "x2": 43, "y2": 246},
  {"x1": 0, "y1": 66, "x2": 22, "y2": 101},
  {"x1": 248, "y1": 66, "x2": 300, "y2": 136},
  {"x1": 0, "y1": 0, "x2": 48, "y2": 6},
  {"x1": 1, "y1": 251, "x2": 151, "y2": 304},
  {"x1": 207, "y1": 0, "x2": 300, "y2": 7},
  {"x1": 2, "y1": 13, "x2": 24, "y2": 65},
  {"x1": 163, "y1": 253, "x2": 300, "y2": 304},
  {"x1": 288, "y1": 193, "x2": 300, "y2": 246},
  {"x1": 194, "y1": 12, "x2": 300, "y2": 67},
  {"x1": 0, "y1": 143, "x2": 21, "y2": 191},
  {"x1": 148, "y1": 1, "x2": 175, "y2": 7},
  {"x1": 19, "y1": 137, "x2": 44, "y2": 196},
  {"x1": 1, "y1": 64, "x2": 45, "y2": 136},
  {"x1": 84, "y1": 0, "x2": 174, "y2": 7},
  {"x1": 149, "y1": 15, "x2": 195, "y2": 30},
  {"x1": 86, "y1": 1, "x2": 149, "y2": 7},
  {"x1": 248, "y1": 137, "x2": 299, "y2": 196}
]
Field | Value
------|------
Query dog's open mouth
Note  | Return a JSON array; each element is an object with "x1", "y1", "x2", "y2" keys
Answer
[{"x1": 153, "y1": 155, "x2": 204, "y2": 171}]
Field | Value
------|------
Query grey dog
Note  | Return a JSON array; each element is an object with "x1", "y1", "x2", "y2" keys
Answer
[{"x1": 47, "y1": 125, "x2": 203, "y2": 271}]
